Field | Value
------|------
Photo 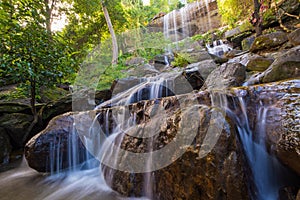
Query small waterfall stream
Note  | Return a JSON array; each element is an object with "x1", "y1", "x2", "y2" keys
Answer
[{"x1": 234, "y1": 98, "x2": 298, "y2": 200}]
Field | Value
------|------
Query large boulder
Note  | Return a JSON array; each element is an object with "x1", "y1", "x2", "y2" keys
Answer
[
  {"x1": 228, "y1": 53, "x2": 274, "y2": 72},
  {"x1": 185, "y1": 59, "x2": 218, "y2": 80},
  {"x1": 204, "y1": 62, "x2": 246, "y2": 91},
  {"x1": 125, "y1": 57, "x2": 146, "y2": 66},
  {"x1": 101, "y1": 94, "x2": 249, "y2": 200},
  {"x1": 262, "y1": 46, "x2": 300, "y2": 83},
  {"x1": 25, "y1": 112, "x2": 92, "y2": 172},
  {"x1": 0, "y1": 102, "x2": 31, "y2": 114},
  {"x1": 126, "y1": 64, "x2": 159, "y2": 77},
  {"x1": 39, "y1": 86, "x2": 69, "y2": 103},
  {"x1": 250, "y1": 31, "x2": 288, "y2": 52}
]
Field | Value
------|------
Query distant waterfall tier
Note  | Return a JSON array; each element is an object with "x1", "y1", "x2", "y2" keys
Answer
[{"x1": 149, "y1": 0, "x2": 220, "y2": 41}]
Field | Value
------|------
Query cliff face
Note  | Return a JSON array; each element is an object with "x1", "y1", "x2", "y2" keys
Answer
[{"x1": 148, "y1": 0, "x2": 221, "y2": 39}]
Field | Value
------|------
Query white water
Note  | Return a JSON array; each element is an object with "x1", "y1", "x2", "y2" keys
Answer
[
  {"x1": 0, "y1": 157, "x2": 151, "y2": 200},
  {"x1": 96, "y1": 71, "x2": 183, "y2": 108}
]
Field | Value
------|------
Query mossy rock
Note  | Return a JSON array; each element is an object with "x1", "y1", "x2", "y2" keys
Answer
[
  {"x1": 39, "y1": 86, "x2": 69, "y2": 103},
  {"x1": 250, "y1": 31, "x2": 288, "y2": 52},
  {"x1": 0, "y1": 103, "x2": 32, "y2": 114},
  {"x1": 246, "y1": 55, "x2": 274, "y2": 72},
  {"x1": 263, "y1": 46, "x2": 300, "y2": 83}
]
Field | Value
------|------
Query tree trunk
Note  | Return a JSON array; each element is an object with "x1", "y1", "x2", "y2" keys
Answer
[
  {"x1": 253, "y1": 0, "x2": 262, "y2": 36},
  {"x1": 101, "y1": 1, "x2": 118, "y2": 65},
  {"x1": 22, "y1": 73, "x2": 38, "y2": 144}
]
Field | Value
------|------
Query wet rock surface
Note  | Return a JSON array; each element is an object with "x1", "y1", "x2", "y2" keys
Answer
[
  {"x1": 25, "y1": 112, "x2": 91, "y2": 172},
  {"x1": 101, "y1": 96, "x2": 249, "y2": 200},
  {"x1": 232, "y1": 79, "x2": 300, "y2": 176}
]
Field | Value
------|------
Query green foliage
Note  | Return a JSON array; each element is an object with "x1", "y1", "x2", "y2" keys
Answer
[
  {"x1": 0, "y1": 0, "x2": 78, "y2": 108},
  {"x1": 171, "y1": 52, "x2": 194, "y2": 68},
  {"x1": 0, "y1": 85, "x2": 28, "y2": 101},
  {"x1": 262, "y1": 7, "x2": 276, "y2": 25},
  {"x1": 217, "y1": 0, "x2": 253, "y2": 28},
  {"x1": 97, "y1": 63, "x2": 129, "y2": 90},
  {"x1": 192, "y1": 28, "x2": 228, "y2": 44}
]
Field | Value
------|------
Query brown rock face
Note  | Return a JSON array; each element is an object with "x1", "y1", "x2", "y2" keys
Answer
[{"x1": 101, "y1": 93, "x2": 249, "y2": 200}]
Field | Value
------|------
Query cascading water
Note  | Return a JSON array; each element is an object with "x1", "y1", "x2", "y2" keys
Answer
[{"x1": 232, "y1": 97, "x2": 298, "y2": 200}]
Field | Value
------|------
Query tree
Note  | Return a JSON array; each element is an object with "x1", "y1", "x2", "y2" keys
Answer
[
  {"x1": 0, "y1": 0, "x2": 77, "y2": 143},
  {"x1": 217, "y1": 0, "x2": 252, "y2": 28},
  {"x1": 101, "y1": 0, "x2": 118, "y2": 65},
  {"x1": 252, "y1": 0, "x2": 263, "y2": 36}
]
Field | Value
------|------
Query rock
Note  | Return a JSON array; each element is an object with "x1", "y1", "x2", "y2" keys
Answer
[
  {"x1": 224, "y1": 49, "x2": 243, "y2": 59},
  {"x1": 278, "y1": 0, "x2": 300, "y2": 14},
  {"x1": 229, "y1": 53, "x2": 274, "y2": 72},
  {"x1": 186, "y1": 50, "x2": 212, "y2": 63},
  {"x1": 262, "y1": 46, "x2": 300, "y2": 83},
  {"x1": 243, "y1": 72, "x2": 264, "y2": 86},
  {"x1": 288, "y1": 28, "x2": 300, "y2": 46},
  {"x1": 25, "y1": 112, "x2": 92, "y2": 172},
  {"x1": 176, "y1": 70, "x2": 204, "y2": 93},
  {"x1": 241, "y1": 36, "x2": 255, "y2": 51},
  {"x1": 230, "y1": 31, "x2": 253, "y2": 48},
  {"x1": 209, "y1": 53, "x2": 229, "y2": 64},
  {"x1": 108, "y1": 69, "x2": 205, "y2": 106},
  {"x1": 244, "y1": 46, "x2": 300, "y2": 85},
  {"x1": 204, "y1": 62, "x2": 246, "y2": 90},
  {"x1": 153, "y1": 54, "x2": 173, "y2": 65},
  {"x1": 39, "y1": 86, "x2": 69, "y2": 103},
  {"x1": 0, "y1": 128, "x2": 12, "y2": 165},
  {"x1": 185, "y1": 59, "x2": 218, "y2": 80},
  {"x1": 225, "y1": 24, "x2": 252, "y2": 40},
  {"x1": 110, "y1": 77, "x2": 143, "y2": 97},
  {"x1": 0, "y1": 113, "x2": 33, "y2": 148},
  {"x1": 101, "y1": 96, "x2": 249, "y2": 200},
  {"x1": 246, "y1": 55, "x2": 274, "y2": 72},
  {"x1": 125, "y1": 57, "x2": 146, "y2": 66},
  {"x1": 127, "y1": 64, "x2": 159, "y2": 77},
  {"x1": 250, "y1": 31, "x2": 288, "y2": 52},
  {"x1": 279, "y1": 187, "x2": 300, "y2": 200},
  {"x1": 0, "y1": 102, "x2": 32, "y2": 114}
]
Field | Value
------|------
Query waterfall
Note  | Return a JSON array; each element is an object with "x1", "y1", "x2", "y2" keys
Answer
[
  {"x1": 234, "y1": 97, "x2": 297, "y2": 200},
  {"x1": 48, "y1": 123, "x2": 95, "y2": 174}
]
